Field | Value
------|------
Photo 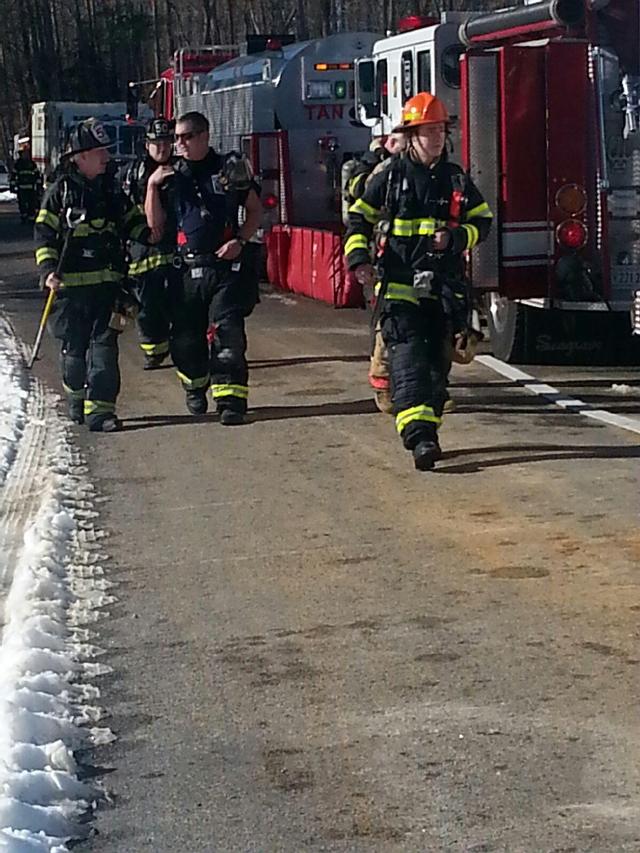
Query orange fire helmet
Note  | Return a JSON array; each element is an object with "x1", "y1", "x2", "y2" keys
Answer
[{"x1": 393, "y1": 92, "x2": 449, "y2": 133}]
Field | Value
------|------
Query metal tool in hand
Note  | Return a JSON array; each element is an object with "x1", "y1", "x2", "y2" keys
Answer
[{"x1": 27, "y1": 207, "x2": 87, "y2": 369}]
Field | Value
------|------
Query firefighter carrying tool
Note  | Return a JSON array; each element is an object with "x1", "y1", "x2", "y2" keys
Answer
[
  {"x1": 34, "y1": 118, "x2": 148, "y2": 432},
  {"x1": 344, "y1": 92, "x2": 492, "y2": 471},
  {"x1": 145, "y1": 110, "x2": 262, "y2": 424},
  {"x1": 122, "y1": 118, "x2": 179, "y2": 370},
  {"x1": 12, "y1": 139, "x2": 41, "y2": 223}
]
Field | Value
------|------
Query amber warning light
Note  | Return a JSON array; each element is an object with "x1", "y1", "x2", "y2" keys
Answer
[{"x1": 315, "y1": 62, "x2": 353, "y2": 71}]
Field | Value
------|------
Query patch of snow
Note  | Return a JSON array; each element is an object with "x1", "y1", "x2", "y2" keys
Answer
[
  {"x1": 0, "y1": 322, "x2": 114, "y2": 851},
  {"x1": 611, "y1": 383, "x2": 635, "y2": 395},
  {"x1": 262, "y1": 290, "x2": 298, "y2": 306}
]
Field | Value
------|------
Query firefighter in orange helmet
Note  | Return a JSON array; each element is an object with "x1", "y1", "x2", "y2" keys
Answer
[{"x1": 344, "y1": 92, "x2": 492, "y2": 470}]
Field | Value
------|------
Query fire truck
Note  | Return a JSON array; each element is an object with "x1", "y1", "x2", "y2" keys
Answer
[
  {"x1": 171, "y1": 32, "x2": 378, "y2": 306},
  {"x1": 355, "y1": 0, "x2": 640, "y2": 363},
  {"x1": 128, "y1": 46, "x2": 240, "y2": 121}
]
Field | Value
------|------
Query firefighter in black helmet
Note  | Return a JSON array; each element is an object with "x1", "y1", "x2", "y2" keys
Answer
[
  {"x1": 122, "y1": 117, "x2": 178, "y2": 369},
  {"x1": 34, "y1": 118, "x2": 148, "y2": 432},
  {"x1": 145, "y1": 111, "x2": 262, "y2": 424},
  {"x1": 344, "y1": 93, "x2": 492, "y2": 471},
  {"x1": 11, "y1": 139, "x2": 41, "y2": 223}
]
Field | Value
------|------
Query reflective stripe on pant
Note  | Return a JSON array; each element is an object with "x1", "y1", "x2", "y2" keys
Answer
[
  {"x1": 171, "y1": 263, "x2": 256, "y2": 413},
  {"x1": 49, "y1": 286, "x2": 121, "y2": 428},
  {"x1": 381, "y1": 300, "x2": 447, "y2": 451},
  {"x1": 130, "y1": 265, "x2": 178, "y2": 357}
]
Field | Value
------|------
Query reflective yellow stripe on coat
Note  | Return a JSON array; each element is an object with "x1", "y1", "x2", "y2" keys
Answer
[
  {"x1": 36, "y1": 209, "x2": 60, "y2": 231},
  {"x1": 128, "y1": 253, "x2": 175, "y2": 276},
  {"x1": 61, "y1": 270, "x2": 123, "y2": 287},
  {"x1": 391, "y1": 217, "x2": 445, "y2": 237},
  {"x1": 35, "y1": 247, "x2": 59, "y2": 265},
  {"x1": 348, "y1": 198, "x2": 380, "y2": 224},
  {"x1": 344, "y1": 234, "x2": 369, "y2": 255},
  {"x1": 384, "y1": 282, "x2": 419, "y2": 306}
]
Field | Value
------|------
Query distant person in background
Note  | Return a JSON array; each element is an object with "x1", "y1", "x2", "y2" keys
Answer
[{"x1": 11, "y1": 139, "x2": 41, "y2": 223}]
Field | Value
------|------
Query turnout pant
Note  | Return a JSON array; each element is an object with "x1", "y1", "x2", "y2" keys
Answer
[
  {"x1": 130, "y1": 265, "x2": 179, "y2": 359},
  {"x1": 381, "y1": 299, "x2": 448, "y2": 450},
  {"x1": 17, "y1": 188, "x2": 36, "y2": 220},
  {"x1": 171, "y1": 262, "x2": 257, "y2": 413},
  {"x1": 49, "y1": 285, "x2": 121, "y2": 428}
]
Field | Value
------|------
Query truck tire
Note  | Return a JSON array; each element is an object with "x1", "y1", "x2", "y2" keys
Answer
[{"x1": 484, "y1": 293, "x2": 529, "y2": 363}]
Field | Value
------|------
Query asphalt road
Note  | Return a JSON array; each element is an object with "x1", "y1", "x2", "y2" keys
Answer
[{"x1": 2, "y1": 203, "x2": 640, "y2": 852}]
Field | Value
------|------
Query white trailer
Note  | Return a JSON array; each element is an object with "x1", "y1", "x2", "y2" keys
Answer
[{"x1": 31, "y1": 101, "x2": 152, "y2": 177}]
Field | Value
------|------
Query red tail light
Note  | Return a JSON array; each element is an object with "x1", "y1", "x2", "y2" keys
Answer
[
  {"x1": 263, "y1": 193, "x2": 278, "y2": 209},
  {"x1": 556, "y1": 219, "x2": 587, "y2": 250}
]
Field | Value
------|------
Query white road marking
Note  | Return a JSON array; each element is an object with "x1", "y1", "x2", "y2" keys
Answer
[{"x1": 477, "y1": 354, "x2": 640, "y2": 438}]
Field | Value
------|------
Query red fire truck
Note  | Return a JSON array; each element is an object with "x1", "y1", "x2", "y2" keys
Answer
[
  {"x1": 173, "y1": 32, "x2": 378, "y2": 306},
  {"x1": 355, "y1": 0, "x2": 640, "y2": 362},
  {"x1": 127, "y1": 46, "x2": 240, "y2": 121}
]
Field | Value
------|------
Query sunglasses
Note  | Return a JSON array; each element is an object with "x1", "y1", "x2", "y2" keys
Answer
[{"x1": 175, "y1": 130, "x2": 201, "y2": 142}]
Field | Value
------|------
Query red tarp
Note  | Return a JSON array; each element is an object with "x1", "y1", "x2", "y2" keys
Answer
[{"x1": 265, "y1": 226, "x2": 364, "y2": 308}]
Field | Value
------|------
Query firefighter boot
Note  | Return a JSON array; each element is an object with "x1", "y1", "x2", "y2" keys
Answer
[
  {"x1": 143, "y1": 351, "x2": 169, "y2": 371},
  {"x1": 67, "y1": 398, "x2": 84, "y2": 425},
  {"x1": 186, "y1": 389, "x2": 208, "y2": 416},
  {"x1": 413, "y1": 439, "x2": 442, "y2": 472},
  {"x1": 219, "y1": 409, "x2": 245, "y2": 426},
  {"x1": 411, "y1": 423, "x2": 443, "y2": 472},
  {"x1": 88, "y1": 414, "x2": 121, "y2": 433}
]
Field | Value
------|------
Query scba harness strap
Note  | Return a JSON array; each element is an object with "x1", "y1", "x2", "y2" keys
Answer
[
  {"x1": 175, "y1": 152, "x2": 251, "y2": 248},
  {"x1": 448, "y1": 171, "x2": 468, "y2": 228}
]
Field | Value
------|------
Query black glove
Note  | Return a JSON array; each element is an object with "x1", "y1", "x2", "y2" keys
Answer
[{"x1": 440, "y1": 279, "x2": 470, "y2": 334}]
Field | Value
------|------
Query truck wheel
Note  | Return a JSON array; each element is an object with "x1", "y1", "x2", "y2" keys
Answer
[{"x1": 484, "y1": 293, "x2": 529, "y2": 363}]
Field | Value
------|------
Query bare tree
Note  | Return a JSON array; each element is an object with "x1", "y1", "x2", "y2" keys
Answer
[{"x1": 0, "y1": 0, "x2": 510, "y2": 159}]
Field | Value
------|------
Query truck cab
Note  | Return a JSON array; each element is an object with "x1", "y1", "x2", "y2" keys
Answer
[{"x1": 355, "y1": 15, "x2": 466, "y2": 150}]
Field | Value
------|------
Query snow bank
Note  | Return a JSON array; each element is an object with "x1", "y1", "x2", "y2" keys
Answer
[
  {"x1": 0, "y1": 328, "x2": 114, "y2": 851},
  {"x1": 0, "y1": 319, "x2": 28, "y2": 487},
  {"x1": 0, "y1": 192, "x2": 17, "y2": 204}
]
